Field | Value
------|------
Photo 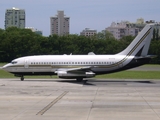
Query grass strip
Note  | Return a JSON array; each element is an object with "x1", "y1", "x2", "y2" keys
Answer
[{"x1": 96, "y1": 71, "x2": 160, "y2": 79}]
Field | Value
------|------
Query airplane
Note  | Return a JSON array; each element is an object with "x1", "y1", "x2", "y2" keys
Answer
[{"x1": 2, "y1": 24, "x2": 155, "y2": 82}]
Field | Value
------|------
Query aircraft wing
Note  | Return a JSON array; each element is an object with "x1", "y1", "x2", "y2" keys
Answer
[
  {"x1": 55, "y1": 66, "x2": 95, "y2": 78},
  {"x1": 55, "y1": 66, "x2": 92, "y2": 73}
]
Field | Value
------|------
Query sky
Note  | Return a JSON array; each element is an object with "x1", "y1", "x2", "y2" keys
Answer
[{"x1": 0, "y1": 0, "x2": 160, "y2": 36}]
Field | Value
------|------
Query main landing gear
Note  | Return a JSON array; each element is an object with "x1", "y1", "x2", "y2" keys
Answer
[
  {"x1": 20, "y1": 76, "x2": 24, "y2": 81},
  {"x1": 76, "y1": 78, "x2": 83, "y2": 82}
]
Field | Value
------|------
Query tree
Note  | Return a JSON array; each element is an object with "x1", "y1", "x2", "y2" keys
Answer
[
  {"x1": 153, "y1": 29, "x2": 156, "y2": 40},
  {"x1": 156, "y1": 29, "x2": 159, "y2": 40}
]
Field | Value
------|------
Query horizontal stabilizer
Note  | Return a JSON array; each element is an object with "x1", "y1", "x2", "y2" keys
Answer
[{"x1": 134, "y1": 55, "x2": 157, "y2": 60}]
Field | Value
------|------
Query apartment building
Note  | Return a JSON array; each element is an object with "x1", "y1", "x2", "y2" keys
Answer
[
  {"x1": 50, "y1": 11, "x2": 70, "y2": 36},
  {"x1": 105, "y1": 21, "x2": 140, "y2": 40},
  {"x1": 80, "y1": 28, "x2": 97, "y2": 37},
  {"x1": 5, "y1": 7, "x2": 25, "y2": 29}
]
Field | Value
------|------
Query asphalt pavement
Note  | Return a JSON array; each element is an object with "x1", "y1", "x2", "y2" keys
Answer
[{"x1": 0, "y1": 78, "x2": 160, "y2": 120}]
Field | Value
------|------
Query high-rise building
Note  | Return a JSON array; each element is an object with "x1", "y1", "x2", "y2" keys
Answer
[
  {"x1": 5, "y1": 7, "x2": 25, "y2": 29},
  {"x1": 50, "y1": 11, "x2": 70, "y2": 36}
]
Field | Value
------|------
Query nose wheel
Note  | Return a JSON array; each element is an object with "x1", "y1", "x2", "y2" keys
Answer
[{"x1": 21, "y1": 76, "x2": 24, "y2": 81}]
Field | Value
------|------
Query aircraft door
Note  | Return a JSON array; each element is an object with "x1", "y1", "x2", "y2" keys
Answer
[{"x1": 24, "y1": 59, "x2": 29, "y2": 68}]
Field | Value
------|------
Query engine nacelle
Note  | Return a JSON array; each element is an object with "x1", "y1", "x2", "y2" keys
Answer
[{"x1": 57, "y1": 71, "x2": 95, "y2": 79}]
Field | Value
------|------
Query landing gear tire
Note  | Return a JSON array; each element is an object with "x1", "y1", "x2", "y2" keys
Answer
[
  {"x1": 21, "y1": 76, "x2": 24, "y2": 81},
  {"x1": 76, "y1": 78, "x2": 83, "y2": 82}
]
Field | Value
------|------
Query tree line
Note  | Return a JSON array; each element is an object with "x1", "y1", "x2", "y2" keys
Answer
[{"x1": 0, "y1": 27, "x2": 159, "y2": 64}]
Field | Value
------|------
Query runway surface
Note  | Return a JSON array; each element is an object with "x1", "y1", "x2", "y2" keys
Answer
[{"x1": 0, "y1": 78, "x2": 160, "y2": 120}]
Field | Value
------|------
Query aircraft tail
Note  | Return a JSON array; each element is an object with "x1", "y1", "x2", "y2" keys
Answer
[{"x1": 117, "y1": 24, "x2": 154, "y2": 56}]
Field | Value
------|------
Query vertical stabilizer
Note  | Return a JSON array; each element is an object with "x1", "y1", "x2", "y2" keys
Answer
[{"x1": 117, "y1": 24, "x2": 154, "y2": 56}]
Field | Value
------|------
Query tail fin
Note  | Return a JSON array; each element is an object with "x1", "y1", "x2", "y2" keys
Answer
[{"x1": 117, "y1": 24, "x2": 154, "y2": 56}]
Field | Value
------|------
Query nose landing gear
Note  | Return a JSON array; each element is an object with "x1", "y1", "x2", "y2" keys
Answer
[
  {"x1": 20, "y1": 76, "x2": 24, "y2": 81},
  {"x1": 14, "y1": 74, "x2": 24, "y2": 81}
]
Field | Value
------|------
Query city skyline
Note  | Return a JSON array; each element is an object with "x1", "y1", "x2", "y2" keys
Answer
[{"x1": 0, "y1": 0, "x2": 160, "y2": 36}]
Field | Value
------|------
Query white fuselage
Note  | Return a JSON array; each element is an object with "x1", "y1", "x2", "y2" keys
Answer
[{"x1": 3, "y1": 54, "x2": 134, "y2": 75}]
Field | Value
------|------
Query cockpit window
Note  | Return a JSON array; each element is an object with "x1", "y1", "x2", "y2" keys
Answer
[{"x1": 11, "y1": 61, "x2": 17, "y2": 64}]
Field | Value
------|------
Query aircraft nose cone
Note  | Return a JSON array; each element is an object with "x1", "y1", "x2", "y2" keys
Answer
[
  {"x1": 2, "y1": 65, "x2": 7, "y2": 70},
  {"x1": 2, "y1": 64, "x2": 11, "y2": 71}
]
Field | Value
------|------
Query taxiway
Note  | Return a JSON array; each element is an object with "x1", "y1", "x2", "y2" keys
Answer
[{"x1": 0, "y1": 78, "x2": 160, "y2": 120}]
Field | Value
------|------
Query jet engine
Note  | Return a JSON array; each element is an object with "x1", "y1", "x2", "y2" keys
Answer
[{"x1": 57, "y1": 71, "x2": 95, "y2": 79}]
